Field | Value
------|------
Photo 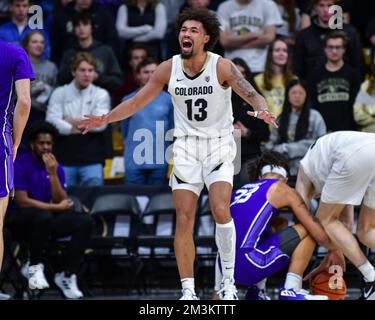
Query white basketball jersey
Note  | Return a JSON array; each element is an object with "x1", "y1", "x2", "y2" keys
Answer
[{"x1": 168, "y1": 52, "x2": 234, "y2": 138}]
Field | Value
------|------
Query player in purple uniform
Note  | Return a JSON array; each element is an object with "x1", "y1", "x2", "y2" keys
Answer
[
  {"x1": 0, "y1": 40, "x2": 34, "y2": 270},
  {"x1": 214, "y1": 150, "x2": 336, "y2": 300}
]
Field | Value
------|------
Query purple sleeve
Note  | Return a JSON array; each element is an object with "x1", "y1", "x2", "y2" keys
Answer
[
  {"x1": 11, "y1": 45, "x2": 35, "y2": 81},
  {"x1": 57, "y1": 164, "x2": 67, "y2": 191},
  {"x1": 14, "y1": 157, "x2": 27, "y2": 191}
]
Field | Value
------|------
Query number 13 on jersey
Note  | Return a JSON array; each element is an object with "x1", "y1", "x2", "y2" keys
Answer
[{"x1": 185, "y1": 98, "x2": 208, "y2": 121}]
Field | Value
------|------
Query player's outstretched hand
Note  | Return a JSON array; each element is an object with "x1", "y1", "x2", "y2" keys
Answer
[
  {"x1": 78, "y1": 114, "x2": 107, "y2": 134},
  {"x1": 304, "y1": 249, "x2": 346, "y2": 281},
  {"x1": 247, "y1": 110, "x2": 278, "y2": 128}
]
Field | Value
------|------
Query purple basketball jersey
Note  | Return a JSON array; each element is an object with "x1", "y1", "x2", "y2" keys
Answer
[
  {"x1": 230, "y1": 179, "x2": 290, "y2": 286},
  {"x1": 0, "y1": 40, "x2": 34, "y2": 197}
]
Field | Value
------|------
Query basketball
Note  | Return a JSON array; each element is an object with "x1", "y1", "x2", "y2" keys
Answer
[{"x1": 310, "y1": 271, "x2": 347, "y2": 300}]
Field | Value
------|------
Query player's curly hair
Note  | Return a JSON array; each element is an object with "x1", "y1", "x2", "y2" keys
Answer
[
  {"x1": 175, "y1": 8, "x2": 220, "y2": 51},
  {"x1": 247, "y1": 150, "x2": 290, "y2": 182},
  {"x1": 28, "y1": 121, "x2": 58, "y2": 142}
]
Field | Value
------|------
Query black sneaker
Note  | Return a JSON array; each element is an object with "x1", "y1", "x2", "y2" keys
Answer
[{"x1": 359, "y1": 280, "x2": 375, "y2": 300}]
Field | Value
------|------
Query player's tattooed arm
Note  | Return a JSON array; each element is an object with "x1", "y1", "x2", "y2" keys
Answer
[{"x1": 228, "y1": 61, "x2": 269, "y2": 111}]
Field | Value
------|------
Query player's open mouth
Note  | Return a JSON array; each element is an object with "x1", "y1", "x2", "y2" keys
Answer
[{"x1": 182, "y1": 40, "x2": 192, "y2": 48}]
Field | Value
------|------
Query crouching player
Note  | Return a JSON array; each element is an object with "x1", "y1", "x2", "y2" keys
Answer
[{"x1": 214, "y1": 151, "x2": 339, "y2": 300}]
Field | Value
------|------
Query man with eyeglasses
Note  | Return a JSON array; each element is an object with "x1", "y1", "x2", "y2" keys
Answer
[
  {"x1": 308, "y1": 30, "x2": 361, "y2": 132},
  {"x1": 294, "y1": 0, "x2": 363, "y2": 80}
]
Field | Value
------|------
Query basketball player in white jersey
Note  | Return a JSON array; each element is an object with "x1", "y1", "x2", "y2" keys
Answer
[
  {"x1": 79, "y1": 8, "x2": 277, "y2": 300},
  {"x1": 296, "y1": 131, "x2": 375, "y2": 300}
]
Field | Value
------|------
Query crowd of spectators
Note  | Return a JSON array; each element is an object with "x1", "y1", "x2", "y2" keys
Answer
[
  {"x1": 0, "y1": 0, "x2": 373, "y2": 185},
  {"x1": 0, "y1": 0, "x2": 375, "y2": 300}
]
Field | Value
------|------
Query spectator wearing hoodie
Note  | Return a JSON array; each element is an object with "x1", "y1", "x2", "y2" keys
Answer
[
  {"x1": 46, "y1": 52, "x2": 111, "y2": 187},
  {"x1": 51, "y1": 0, "x2": 120, "y2": 64},
  {"x1": 58, "y1": 12, "x2": 122, "y2": 94},
  {"x1": 293, "y1": 0, "x2": 363, "y2": 80}
]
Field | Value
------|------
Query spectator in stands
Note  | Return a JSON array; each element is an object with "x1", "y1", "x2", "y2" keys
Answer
[
  {"x1": 46, "y1": 52, "x2": 111, "y2": 187},
  {"x1": 58, "y1": 12, "x2": 123, "y2": 94},
  {"x1": 0, "y1": 0, "x2": 51, "y2": 58},
  {"x1": 254, "y1": 39, "x2": 295, "y2": 119},
  {"x1": 354, "y1": 51, "x2": 375, "y2": 133},
  {"x1": 217, "y1": 0, "x2": 283, "y2": 74},
  {"x1": 44, "y1": 0, "x2": 73, "y2": 36},
  {"x1": 116, "y1": 0, "x2": 167, "y2": 59},
  {"x1": 294, "y1": 0, "x2": 362, "y2": 80},
  {"x1": 300, "y1": 0, "x2": 350, "y2": 29},
  {"x1": 264, "y1": 79, "x2": 326, "y2": 176},
  {"x1": 121, "y1": 57, "x2": 173, "y2": 185},
  {"x1": 231, "y1": 57, "x2": 269, "y2": 164},
  {"x1": 113, "y1": 43, "x2": 148, "y2": 105},
  {"x1": 22, "y1": 31, "x2": 57, "y2": 126},
  {"x1": 51, "y1": 0, "x2": 120, "y2": 64},
  {"x1": 308, "y1": 31, "x2": 361, "y2": 132},
  {"x1": 273, "y1": 0, "x2": 302, "y2": 47},
  {"x1": 9, "y1": 121, "x2": 92, "y2": 299}
]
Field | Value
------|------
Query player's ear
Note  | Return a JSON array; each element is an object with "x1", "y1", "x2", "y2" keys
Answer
[{"x1": 204, "y1": 34, "x2": 210, "y2": 44}]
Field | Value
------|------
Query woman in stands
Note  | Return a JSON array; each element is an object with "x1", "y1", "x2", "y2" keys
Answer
[{"x1": 264, "y1": 79, "x2": 326, "y2": 176}]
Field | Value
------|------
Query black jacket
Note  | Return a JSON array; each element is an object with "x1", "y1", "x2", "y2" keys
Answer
[
  {"x1": 51, "y1": 2, "x2": 120, "y2": 65},
  {"x1": 294, "y1": 18, "x2": 363, "y2": 79}
]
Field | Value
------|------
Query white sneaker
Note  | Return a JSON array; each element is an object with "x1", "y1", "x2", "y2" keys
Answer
[
  {"x1": 179, "y1": 288, "x2": 199, "y2": 300},
  {"x1": 54, "y1": 272, "x2": 83, "y2": 299},
  {"x1": 299, "y1": 289, "x2": 328, "y2": 300},
  {"x1": 28, "y1": 263, "x2": 49, "y2": 290},
  {"x1": 218, "y1": 277, "x2": 238, "y2": 300},
  {"x1": 279, "y1": 288, "x2": 328, "y2": 300}
]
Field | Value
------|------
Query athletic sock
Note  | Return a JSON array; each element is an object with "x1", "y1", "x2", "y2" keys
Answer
[
  {"x1": 284, "y1": 272, "x2": 302, "y2": 291},
  {"x1": 215, "y1": 219, "x2": 236, "y2": 280},
  {"x1": 181, "y1": 278, "x2": 195, "y2": 293},
  {"x1": 358, "y1": 260, "x2": 375, "y2": 283}
]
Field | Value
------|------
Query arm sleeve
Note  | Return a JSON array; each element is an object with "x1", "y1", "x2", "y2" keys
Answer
[
  {"x1": 263, "y1": 0, "x2": 283, "y2": 27},
  {"x1": 264, "y1": 127, "x2": 279, "y2": 149},
  {"x1": 217, "y1": 4, "x2": 230, "y2": 30},
  {"x1": 354, "y1": 102, "x2": 375, "y2": 126},
  {"x1": 133, "y1": 3, "x2": 168, "y2": 41},
  {"x1": 284, "y1": 111, "x2": 327, "y2": 158},
  {"x1": 90, "y1": 89, "x2": 111, "y2": 132},
  {"x1": 353, "y1": 84, "x2": 375, "y2": 126},
  {"x1": 46, "y1": 88, "x2": 73, "y2": 135},
  {"x1": 95, "y1": 47, "x2": 123, "y2": 90},
  {"x1": 116, "y1": 5, "x2": 153, "y2": 39}
]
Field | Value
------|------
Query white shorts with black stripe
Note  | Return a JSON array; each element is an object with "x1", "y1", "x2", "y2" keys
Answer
[{"x1": 169, "y1": 135, "x2": 236, "y2": 196}]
